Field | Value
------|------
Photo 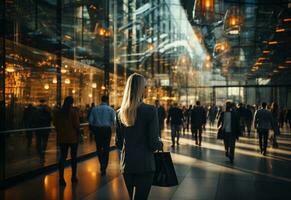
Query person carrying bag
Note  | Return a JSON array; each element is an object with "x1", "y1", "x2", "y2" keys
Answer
[{"x1": 152, "y1": 150, "x2": 178, "y2": 187}]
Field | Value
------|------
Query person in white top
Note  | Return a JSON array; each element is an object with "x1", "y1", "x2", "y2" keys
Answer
[{"x1": 217, "y1": 101, "x2": 241, "y2": 163}]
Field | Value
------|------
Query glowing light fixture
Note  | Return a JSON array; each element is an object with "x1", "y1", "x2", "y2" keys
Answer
[
  {"x1": 52, "y1": 78, "x2": 57, "y2": 84},
  {"x1": 205, "y1": 0, "x2": 211, "y2": 9},
  {"x1": 92, "y1": 83, "x2": 97, "y2": 88},
  {"x1": 72, "y1": 90, "x2": 76, "y2": 94},
  {"x1": 278, "y1": 66, "x2": 287, "y2": 69},
  {"x1": 88, "y1": 93, "x2": 92, "y2": 98},
  {"x1": 101, "y1": 86, "x2": 106, "y2": 90},
  {"x1": 283, "y1": 18, "x2": 291, "y2": 22},
  {"x1": 6, "y1": 66, "x2": 15, "y2": 73},
  {"x1": 276, "y1": 28, "x2": 285, "y2": 32},
  {"x1": 268, "y1": 41, "x2": 278, "y2": 45},
  {"x1": 65, "y1": 79, "x2": 71, "y2": 84},
  {"x1": 263, "y1": 50, "x2": 271, "y2": 54},
  {"x1": 44, "y1": 84, "x2": 49, "y2": 90},
  {"x1": 286, "y1": 60, "x2": 291, "y2": 64}
]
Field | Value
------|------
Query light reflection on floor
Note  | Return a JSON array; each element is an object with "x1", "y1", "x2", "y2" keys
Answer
[{"x1": 2, "y1": 125, "x2": 291, "y2": 200}]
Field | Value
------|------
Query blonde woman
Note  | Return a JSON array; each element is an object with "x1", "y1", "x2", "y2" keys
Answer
[{"x1": 116, "y1": 73, "x2": 163, "y2": 200}]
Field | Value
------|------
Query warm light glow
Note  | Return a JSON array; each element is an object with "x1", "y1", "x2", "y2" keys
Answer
[
  {"x1": 205, "y1": 0, "x2": 211, "y2": 8},
  {"x1": 268, "y1": 41, "x2": 278, "y2": 45},
  {"x1": 72, "y1": 90, "x2": 76, "y2": 94},
  {"x1": 99, "y1": 28, "x2": 105, "y2": 36},
  {"x1": 286, "y1": 60, "x2": 291, "y2": 64},
  {"x1": 101, "y1": 86, "x2": 106, "y2": 90},
  {"x1": 206, "y1": 63, "x2": 210, "y2": 68},
  {"x1": 263, "y1": 50, "x2": 271, "y2": 54},
  {"x1": 64, "y1": 65, "x2": 68, "y2": 68},
  {"x1": 258, "y1": 57, "x2": 267, "y2": 62},
  {"x1": 6, "y1": 66, "x2": 15, "y2": 73},
  {"x1": 64, "y1": 79, "x2": 70, "y2": 84},
  {"x1": 278, "y1": 66, "x2": 287, "y2": 69},
  {"x1": 92, "y1": 83, "x2": 97, "y2": 88},
  {"x1": 276, "y1": 28, "x2": 285, "y2": 32},
  {"x1": 61, "y1": 69, "x2": 66, "y2": 73},
  {"x1": 182, "y1": 57, "x2": 186, "y2": 64},
  {"x1": 88, "y1": 93, "x2": 92, "y2": 98},
  {"x1": 255, "y1": 62, "x2": 263, "y2": 65},
  {"x1": 283, "y1": 18, "x2": 291, "y2": 22},
  {"x1": 44, "y1": 84, "x2": 49, "y2": 90},
  {"x1": 52, "y1": 78, "x2": 57, "y2": 84},
  {"x1": 221, "y1": 44, "x2": 225, "y2": 51},
  {"x1": 115, "y1": 57, "x2": 120, "y2": 63},
  {"x1": 148, "y1": 43, "x2": 154, "y2": 50},
  {"x1": 273, "y1": 69, "x2": 279, "y2": 73},
  {"x1": 229, "y1": 29, "x2": 239, "y2": 35},
  {"x1": 230, "y1": 17, "x2": 237, "y2": 26},
  {"x1": 206, "y1": 55, "x2": 211, "y2": 61}
]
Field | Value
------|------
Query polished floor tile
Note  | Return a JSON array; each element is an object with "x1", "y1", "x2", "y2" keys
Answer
[{"x1": 2, "y1": 125, "x2": 291, "y2": 200}]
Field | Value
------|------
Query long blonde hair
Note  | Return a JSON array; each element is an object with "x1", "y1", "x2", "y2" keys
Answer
[{"x1": 119, "y1": 73, "x2": 147, "y2": 127}]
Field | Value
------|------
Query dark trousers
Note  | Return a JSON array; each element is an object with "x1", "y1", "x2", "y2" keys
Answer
[
  {"x1": 171, "y1": 124, "x2": 180, "y2": 145},
  {"x1": 258, "y1": 129, "x2": 269, "y2": 153},
  {"x1": 123, "y1": 173, "x2": 154, "y2": 200},
  {"x1": 35, "y1": 131, "x2": 50, "y2": 160},
  {"x1": 25, "y1": 131, "x2": 33, "y2": 147},
  {"x1": 245, "y1": 120, "x2": 252, "y2": 135},
  {"x1": 58, "y1": 143, "x2": 78, "y2": 179},
  {"x1": 224, "y1": 133, "x2": 236, "y2": 161},
  {"x1": 192, "y1": 126, "x2": 202, "y2": 144},
  {"x1": 93, "y1": 127, "x2": 112, "y2": 171}
]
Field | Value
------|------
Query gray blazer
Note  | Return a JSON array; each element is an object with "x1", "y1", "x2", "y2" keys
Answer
[{"x1": 116, "y1": 103, "x2": 163, "y2": 174}]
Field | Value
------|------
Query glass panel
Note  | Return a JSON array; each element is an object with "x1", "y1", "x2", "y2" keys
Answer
[{"x1": 5, "y1": 124, "x2": 116, "y2": 178}]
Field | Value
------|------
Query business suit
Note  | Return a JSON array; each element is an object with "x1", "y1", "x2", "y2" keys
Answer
[
  {"x1": 116, "y1": 103, "x2": 163, "y2": 200},
  {"x1": 191, "y1": 106, "x2": 207, "y2": 145},
  {"x1": 254, "y1": 108, "x2": 274, "y2": 154},
  {"x1": 217, "y1": 111, "x2": 240, "y2": 162}
]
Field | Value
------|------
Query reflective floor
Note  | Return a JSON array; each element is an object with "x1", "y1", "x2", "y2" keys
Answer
[{"x1": 2, "y1": 125, "x2": 291, "y2": 200}]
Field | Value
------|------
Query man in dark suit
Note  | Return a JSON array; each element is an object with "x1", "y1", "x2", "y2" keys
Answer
[
  {"x1": 155, "y1": 100, "x2": 166, "y2": 137},
  {"x1": 167, "y1": 103, "x2": 183, "y2": 148},
  {"x1": 191, "y1": 101, "x2": 207, "y2": 146}
]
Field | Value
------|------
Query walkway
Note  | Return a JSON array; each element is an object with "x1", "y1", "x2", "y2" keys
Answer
[{"x1": 2, "y1": 126, "x2": 291, "y2": 200}]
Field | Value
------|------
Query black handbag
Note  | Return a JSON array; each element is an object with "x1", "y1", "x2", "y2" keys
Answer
[
  {"x1": 152, "y1": 151, "x2": 178, "y2": 187},
  {"x1": 217, "y1": 126, "x2": 225, "y2": 139}
]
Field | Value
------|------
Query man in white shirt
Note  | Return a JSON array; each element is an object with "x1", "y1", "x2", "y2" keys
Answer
[{"x1": 89, "y1": 95, "x2": 116, "y2": 175}]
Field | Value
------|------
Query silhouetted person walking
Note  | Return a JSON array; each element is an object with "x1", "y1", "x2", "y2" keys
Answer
[
  {"x1": 245, "y1": 105, "x2": 253, "y2": 137},
  {"x1": 155, "y1": 100, "x2": 166, "y2": 137},
  {"x1": 116, "y1": 73, "x2": 163, "y2": 200},
  {"x1": 254, "y1": 102, "x2": 275, "y2": 155},
  {"x1": 53, "y1": 96, "x2": 80, "y2": 186},
  {"x1": 89, "y1": 95, "x2": 116, "y2": 175},
  {"x1": 217, "y1": 101, "x2": 240, "y2": 163},
  {"x1": 34, "y1": 99, "x2": 52, "y2": 164},
  {"x1": 167, "y1": 103, "x2": 183, "y2": 148},
  {"x1": 22, "y1": 104, "x2": 36, "y2": 147},
  {"x1": 191, "y1": 101, "x2": 207, "y2": 146}
]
